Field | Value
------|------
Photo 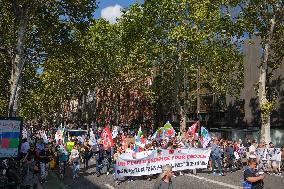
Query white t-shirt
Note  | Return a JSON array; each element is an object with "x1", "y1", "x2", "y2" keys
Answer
[
  {"x1": 249, "y1": 145, "x2": 256, "y2": 158},
  {"x1": 71, "y1": 149, "x2": 79, "y2": 162},
  {"x1": 234, "y1": 151, "x2": 240, "y2": 160}
]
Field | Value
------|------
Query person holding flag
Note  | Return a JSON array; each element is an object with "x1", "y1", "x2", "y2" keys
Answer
[
  {"x1": 211, "y1": 139, "x2": 225, "y2": 176},
  {"x1": 95, "y1": 138, "x2": 105, "y2": 177},
  {"x1": 69, "y1": 144, "x2": 80, "y2": 179},
  {"x1": 101, "y1": 125, "x2": 114, "y2": 150},
  {"x1": 185, "y1": 120, "x2": 199, "y2": 175},
  {"x1": 101, "y1": 125, "x2": 114, "y2": 176}
]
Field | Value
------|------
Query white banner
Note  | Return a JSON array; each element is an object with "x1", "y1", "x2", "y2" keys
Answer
[{"x1": 115, "y1": 148, "x2": 211, "y2": 177}]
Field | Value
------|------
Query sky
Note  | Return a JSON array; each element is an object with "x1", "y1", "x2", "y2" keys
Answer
[{"x1": 93, "y1": 0, "x2": 142, "y2": 23}]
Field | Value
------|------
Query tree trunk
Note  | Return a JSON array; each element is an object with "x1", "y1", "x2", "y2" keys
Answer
[
  {"x1": 197, "y1": 62, "x2": 200, "y2": 116},
  {"x1": 179, "y1": 106, "x2": 186, "y2": 133},
  {"x1": 176, "y1": 50, "x2": 187, "y2": 132},
  {"x1": 8, "y1": 5, "x2": 29, "y2": 117},
  {"x1": 259, "y1": 16, "x2": 276, "y2": 144},
  {"x1": 12, "y1": 75, "x2": 23, "y2": 115},
  {"x1": 260, "y1": 115, "x2": 270, "y2": 143},
  {"x1": 115, "y1": 92, "x2": 120, "y2": 126},
  {"x1": 259, "y1": 63, "x2": 271, "y2": 143}
]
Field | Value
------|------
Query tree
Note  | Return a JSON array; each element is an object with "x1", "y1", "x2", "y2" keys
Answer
[
  {"x1": 230, "y1": 0, "x2": 284, "y2": 143},
  {"x1": 11, "y1": 0, "x2": 244, "y2": 132},
  {"x1": 132, "y1": 0, "x2": 244, "y2": 131},
  {"x1": 0, "y1": 0, "x2": 97, "y2": 117}
]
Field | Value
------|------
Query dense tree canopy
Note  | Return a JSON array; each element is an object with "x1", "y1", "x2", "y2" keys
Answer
[{"x1": 0, "y1": 0, "x2": 254, "y2": 130}]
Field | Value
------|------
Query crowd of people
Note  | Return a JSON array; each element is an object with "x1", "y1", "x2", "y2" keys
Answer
[{"x1": 17, "y1": 124, "x2": 284, "y2": 189}]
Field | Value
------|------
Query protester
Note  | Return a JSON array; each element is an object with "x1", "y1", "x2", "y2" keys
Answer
[
  {"x1": 70, "y1": 144, "x2": 80, "y2": 179},
  {"x1": 153, "y1": 165, "x2": 174, "y2": 189},
  {"x1": 20, "y1": 138, "x2": 30, "y2": 160},
  {"x1": 248, "y1": 140, "x2": 258, "y2": 159},
  {"x1": 57, "y1": 144, "x2": 68, "y2": 179},
  {"x1": 14, "y1": 122, "x2": 283, "y2": 188},
  {"x1": 211, "y1": 139, "x2": 224, "y2": 176},
  {"x1": 39, "y1": 144, "x2": 52, "y2": 183},
  {"x1": 95, "y1": 139, "x2": 104, "y2": 177},
  {"x1": 233, "y1": 148, "x2": 242, "y2": 170},
  {"x1": 268, "y1": 142, "x2": 281, "y2": 175},
  {"x1": 281, "y1": 146, "x2": 284, "y2": 171},
  {"x1": 22, "y1": 156, "x2": 39, "y2": 189},
  {"x1": 243, "y1": 158, "x2": 265, "y2": 189},
  {"x1": 23, "y1": 144, "x2": 37, "y2": 163},
  {"x1": 225, "y1": 141, "x2": 234, "y2": 173},
  {"x1": 36, "y1": 138, "x2": 45, "y2": 157},
  {"x1": 256, "y1": 142, "x2": 269, "y2": 173},
  {"x1": 105, "y1": 146, "x2": 113, "y2": 175},
  {"x1": 82, "y1": 141, "x2": 92, "y2": 169}
]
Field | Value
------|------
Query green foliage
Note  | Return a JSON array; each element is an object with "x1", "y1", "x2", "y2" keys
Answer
[
  {"x1": 0, "y1": 0, "x2": 97, "y2": 118},
  {"x1": 229, "y1": 0, "x2": 284, "y2": 72},
  {"x1": 1, "y1": 0, "x2": 245, "y2": 126},
  {"x1": 260, "y1": 100, "x2": 276, "y2": 123},
  {"x1": 136, "y1": 0, "x2": 244, "y2": 117}
]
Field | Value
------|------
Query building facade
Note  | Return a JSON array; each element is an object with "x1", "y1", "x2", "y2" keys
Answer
[{"x1": 210, "y1": 37, "x2": 284, "y2": 146}]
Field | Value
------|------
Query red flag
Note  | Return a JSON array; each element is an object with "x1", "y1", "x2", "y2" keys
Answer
[
  {"x1": 140, "y1": 135, "x2": 145, "y2": 145},
  {"x1": 166, "y1": 127, "x2": 175, "y2": 137},
  {"x1": 101, "y1": 126, "x2": 114, "y2": 149},
  {"x1": 121, "y1": 133, "x2": 127, "y2": 150},
  {"x1": 186, "y1": 121, "x2": 199, "y2": 138}
]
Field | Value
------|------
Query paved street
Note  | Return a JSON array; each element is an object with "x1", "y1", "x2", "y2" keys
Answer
[{"x1": 44, "y1": 159, "x2": 284, "y2": 189}]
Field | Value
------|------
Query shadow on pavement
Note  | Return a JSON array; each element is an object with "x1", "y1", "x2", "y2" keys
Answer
[{"x1": 43, "y1": 169, "x2": 105, "y2": 189}]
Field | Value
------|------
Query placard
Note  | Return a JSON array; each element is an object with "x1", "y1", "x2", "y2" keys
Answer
[{"x1": 0, "y1": 118, "x2": 22, "y2": 158}]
